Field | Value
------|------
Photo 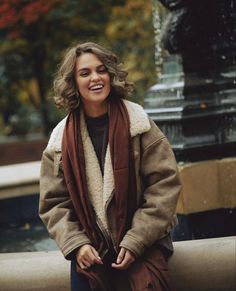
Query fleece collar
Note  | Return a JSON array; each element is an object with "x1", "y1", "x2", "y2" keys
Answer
[{"x1": 47, "y1": 99, "x2": 151, "y2": 151}]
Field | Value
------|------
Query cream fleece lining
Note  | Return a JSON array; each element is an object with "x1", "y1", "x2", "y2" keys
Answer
[{"x1": 80, "y1": 110, "x2": 113, "y2": 233}]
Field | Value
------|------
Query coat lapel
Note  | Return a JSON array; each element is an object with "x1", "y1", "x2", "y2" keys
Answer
[{"x1": 80, "y1": 110, "x2": 112, "y2": 233}]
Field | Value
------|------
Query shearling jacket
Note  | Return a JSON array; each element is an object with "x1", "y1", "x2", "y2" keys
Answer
[{"x1": 39, "y1": 100, "x2": 181, "y2": 259}]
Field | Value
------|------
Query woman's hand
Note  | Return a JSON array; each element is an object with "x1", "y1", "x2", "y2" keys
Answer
[
  {"x1": 76, "y1": 244, "x2": 103, "y2": 269},
  {"x1": 111, "y1": 247, "x2": 136, "y2": 270}
]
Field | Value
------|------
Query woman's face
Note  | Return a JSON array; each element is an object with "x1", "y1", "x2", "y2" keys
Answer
[{"x1": 75, "y1": 53, "x2": 111, "y2": 109}]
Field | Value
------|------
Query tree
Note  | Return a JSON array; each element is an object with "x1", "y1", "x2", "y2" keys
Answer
[
  {"x1": 0, "y1": 0, "x2": 60, "y2": 136},
  {"x1": 0, "y1": 0, "x2": 156, "y2": 137},
  {"x1": 105, "y1": 0, "x2": 156, "y2": 104}
]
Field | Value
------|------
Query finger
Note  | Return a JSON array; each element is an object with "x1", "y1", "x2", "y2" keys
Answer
[
  {"x1": 77, "y1": 256, "x2": 91, "y2": 268},
  {"x1": 79, "y1": 261, "x2": 89, "y2": 270},
  {"x1": 76, "y1": 245, "x2": 97, "y2": 268},
  {"x1": 90, "y1": 247, "x2": 103, "y2": 264},
  {"x1": 111, "y1": 259, "x2": 129, "y2": 270},
  {"x1": 76, "y1": 245, "x2": 91, "y2": 261},
  {"x1": 116, "y1": 248, "x2": 126, "y2": 264},
  {"x1": 83, "y1": 258, "x2": 92, "y2": 268},
  {"x1": 112, "y1": 251, "x2": 134, "y2": 270},
  {"x1": 85, "y1": 247, "x2": 102, "y2": 265},
  {"x1": 78, "y1": 247, "x2": 96, "y2": 264}
]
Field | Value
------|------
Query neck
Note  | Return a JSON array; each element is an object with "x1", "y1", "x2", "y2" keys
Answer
[{"x1": 82, "y1": 100, "x2": 108, "y2": 117}]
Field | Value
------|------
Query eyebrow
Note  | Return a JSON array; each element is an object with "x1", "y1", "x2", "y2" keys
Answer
[{"x1": 77, "y1": 64, "x2": 105, "y2": 72}]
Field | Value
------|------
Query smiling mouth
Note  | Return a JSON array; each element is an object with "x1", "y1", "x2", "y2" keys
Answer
[{"x1": 89, "y1": 84, "x2": 104, "y2": 91}]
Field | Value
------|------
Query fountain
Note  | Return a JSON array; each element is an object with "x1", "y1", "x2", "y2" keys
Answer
[
  {"x1": 147, "y1": 0, "x2": 236, "y2": 240},
  {"x1": 147, "y1": 0, "x2": 236, "y2": 162}
]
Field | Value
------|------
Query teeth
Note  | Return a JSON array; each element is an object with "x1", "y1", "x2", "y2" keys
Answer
[{"x1": 90, "y1": 84, "x2": 103, "y2": 90}]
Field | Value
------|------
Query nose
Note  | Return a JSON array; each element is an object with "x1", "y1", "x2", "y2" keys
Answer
[{"x1": 91, "y1": 71, "x2": 101, "y2": 81}]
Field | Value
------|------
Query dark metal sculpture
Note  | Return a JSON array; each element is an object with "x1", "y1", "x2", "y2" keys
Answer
[
  {"x1": 160, "y1": 0, "x2": 236, "y2": 93},
  {"x1": 147, "y1": 0, "x2": 236, "y2": 162}
]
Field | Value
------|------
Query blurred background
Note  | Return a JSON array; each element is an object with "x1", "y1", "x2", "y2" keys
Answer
[
  {"x1": 0, "y1": 0, "x2": 235, "y2": 253},
  {"x1": 0, "y1": 0, "x2": 157, "y2": 142}
]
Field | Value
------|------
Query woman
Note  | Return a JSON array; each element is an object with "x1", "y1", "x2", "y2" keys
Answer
[{"x1": 39, "y1": 42, "x2": 181, "y2": 291}]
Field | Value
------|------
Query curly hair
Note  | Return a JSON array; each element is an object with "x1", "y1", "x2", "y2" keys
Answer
[{"x1": 54, "y1": 42, "x2": 134, "y2": 110}]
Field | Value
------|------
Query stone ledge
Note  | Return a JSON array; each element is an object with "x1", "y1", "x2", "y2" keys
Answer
[
  {"x1": 0, "y1": 237, "x2": 235, "y2": 291},
  {"x1": 0, "y1": 161, "x2": 40, "y2": 199}
]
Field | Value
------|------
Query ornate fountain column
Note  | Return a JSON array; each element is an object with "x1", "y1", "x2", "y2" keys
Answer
[{"x1": 149, "y1": 0, "x2": 236, "y2": 162}]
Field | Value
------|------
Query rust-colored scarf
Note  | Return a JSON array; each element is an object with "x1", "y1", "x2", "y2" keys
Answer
[{"x1": 62, "y1": 98, "x2": 137, "y2": 290}]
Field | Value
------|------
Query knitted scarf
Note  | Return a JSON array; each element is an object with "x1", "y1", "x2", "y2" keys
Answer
[{"x1": 61, "y1": 98, "x2": 137, "y2": 290}]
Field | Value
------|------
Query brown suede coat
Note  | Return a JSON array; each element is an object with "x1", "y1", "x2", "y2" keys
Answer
[{"x1": 39, "y1": 100, "x2": 181, "y2": 262}]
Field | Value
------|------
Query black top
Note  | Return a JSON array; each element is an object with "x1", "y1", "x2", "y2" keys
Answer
[{"x1": 85, "y1": 113, "x2": 109, "y2": 175}]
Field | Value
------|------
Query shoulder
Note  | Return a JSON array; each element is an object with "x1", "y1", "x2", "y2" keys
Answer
[
  {"x1": 146, "y1": 118, "x2": 165, "y2": 141},
  {"x1": 141, "y1": 118, "x2": 167, "y2": 151},
  {"x1": 123, "y1": 99, "x2": 151, "y2": 137},
  {"x1": 46, "y1": 116, "x2": 68, "y2": 151}
]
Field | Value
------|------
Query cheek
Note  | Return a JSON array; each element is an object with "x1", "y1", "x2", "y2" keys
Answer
[
  {"x1": 76, "y1": 78, "x2": 87, "y2": 91},
  {"x1": 105, "y1": 74, "x2": 111, "y2": 87}
]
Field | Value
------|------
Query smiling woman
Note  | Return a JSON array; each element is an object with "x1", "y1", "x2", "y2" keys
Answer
[
  {"x1": 53, "y1": 42, "x2": 133, "y2": 112},
  {"x1": 74, "y1": 53, "x2": 111, "y2": 117},
  {"x1": 39, "y1": 42, "x2": 181, "y2": 291}
]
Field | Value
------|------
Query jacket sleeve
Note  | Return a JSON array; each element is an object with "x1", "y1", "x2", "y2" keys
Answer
[
  {"x1": 39, "y1": 148, "x2": 91, "y2": 259},
  {"x1": 120, "y1": 120, "x2": 181, "y2": 257}
]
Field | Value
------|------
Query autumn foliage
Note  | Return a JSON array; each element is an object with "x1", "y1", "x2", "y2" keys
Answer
[
  {"x1": 0, "y1": 0, "x2": 58, "y2": 38},
  {"x1": 0, "y1": 0, "x2": 157, "y2": 137}
]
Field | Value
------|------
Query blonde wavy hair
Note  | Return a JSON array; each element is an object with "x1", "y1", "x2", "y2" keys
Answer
[{"x1": 54, "y1": 42, "x2": 134, "y2": 110}]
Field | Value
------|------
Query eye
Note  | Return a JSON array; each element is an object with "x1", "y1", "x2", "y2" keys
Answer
[
  {"x1": 97, "y1": 66, "x2": 108, "y2": 74},
  {"x1": 79, "y1": 71, "x2": 89, "y2": 77}
]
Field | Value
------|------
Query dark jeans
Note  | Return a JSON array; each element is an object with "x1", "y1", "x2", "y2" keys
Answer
[{"x1": 71, "y1": 258, "x2": 91, "y2": 291}]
